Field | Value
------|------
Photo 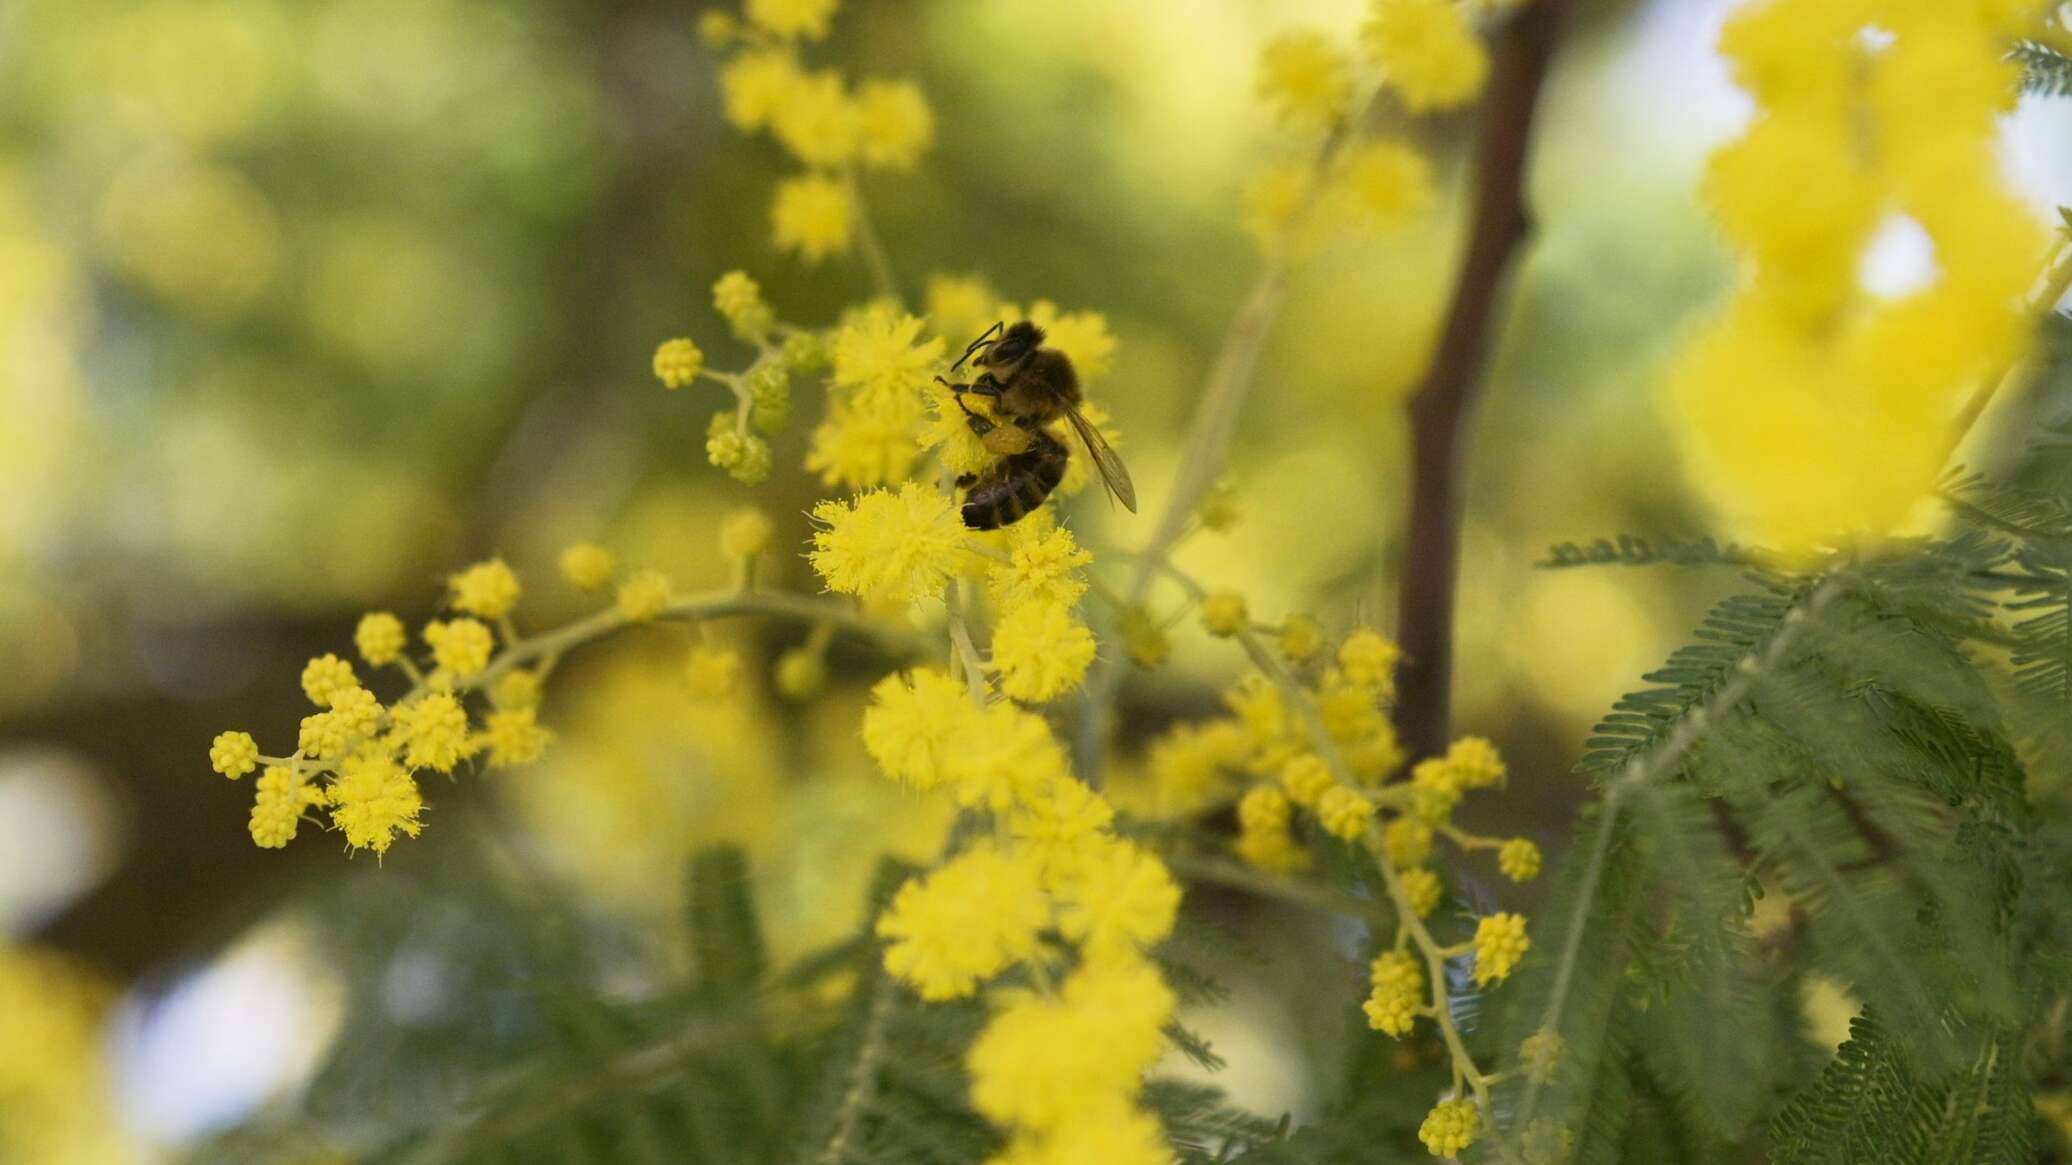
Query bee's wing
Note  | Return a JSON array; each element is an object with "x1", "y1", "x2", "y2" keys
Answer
[{"x1": 1061, "y1": 402, "x2": 1138, "y2": 513}]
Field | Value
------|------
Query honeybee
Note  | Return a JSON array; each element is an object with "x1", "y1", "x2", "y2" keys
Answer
[{"x1": 936, "y1": 320, "x2": 1138, "y2": 530}]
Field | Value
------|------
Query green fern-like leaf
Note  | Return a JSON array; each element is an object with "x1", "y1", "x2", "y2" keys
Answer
[
  {"x1": 1769, "y1": 1013, "x2": 2032, "y2": 1165},
  {"x1": 1536, "y1": 534, "x2": 1756, "y2": 570},
  {"x1": 685, "y1": 846, "x2": 765, "y2": 998},
  {"x1": 2013, "y1": 40, "x2": 2072, "y2": 97}
]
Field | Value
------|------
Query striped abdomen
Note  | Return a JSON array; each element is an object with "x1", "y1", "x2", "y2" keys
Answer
[{"x1": 961, "y1": 429, "x2": 1068, "y2": 530}]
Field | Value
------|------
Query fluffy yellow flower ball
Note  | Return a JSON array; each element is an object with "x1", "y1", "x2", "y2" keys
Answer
[
  {"x1": 1278, "y1": 753, "x2": 1334, "y2": 807},
  {"x1": 967, "y1": 957, "x2": 1174, "y2": 1131},
  {"x1": 1337, "y1": 627, "x2": 1400, "y2": 689},
  {"x1": 248, "y1": 765, "x2": 310, "y2": 848},
  {"x1": 684, "y1": 646, "x2": 741, "y2": 702},
  {"x1": 771, "y1": 173, "x2": 853, "y2": 262},
  {"x1": 652, "y1": 338, "x2": 704, "y2": 390},
  {"x1": 1278, "y1": 614, "x2": 1325, "y2": 662},
  {"x1": 1499, "y1": 837, "x2": 1543, "y2": 882},
  {"x1": 809, "y1": 483, "x2": 966, "y2": 605},
  {"x1": 1054, "y1": 840, "x2": 1181, "y2": 959},
  {"x1": 1383, "y1": 814, "x2": 1433, "y2": 868},
  {"x1": 855, "y1": 78, "x2": 934, "y2": 170},
  {"x1": 423, "y1": 618, "x2": 494, "y2": 679},
  {"x1": 861, "y1": 667, "x2": 983, "y2": 792},
  {"x1": 712, "y1": 269, "x2": 775, "y2": 340},
  {"x1": 615, "y1": 569, "x2": 672, "y2": 622},
  {"x1": 330, "y1": 751, "x2": 424, "y2": 854},
  {"x1": 1399, "y1": 866, "x2": 1443, "y2": 918},
  {"x1": 483, "y1": 708, "x2": 551, "y2": 768},
  {"x1": 746, "y1": 0, "x2": 838, "y2": 42},
  {"x1": 1417, "y1": 1098, "x2": 1482, "y2": 1157},
  {"x1": 1472, "y1": 911, "x2": 1530, "y2": 985},
  {"x1": 992, "y1": 602, "x2": 1097, "y2": 703},
  {"x1": 876, "y1": 842, "x2": 1050, "y2": 1000},
  {"x1": 300, "y1": 654, "x2": 357, "y2": 707},
  {"x1": 1364, "y1": 0, "x2": 1489, "y2": 112},
  {"x1": 1316, "y1": 784, "x2": 1376, "y2": 841},
  {"x1": 558, "y1": 542, "x2": 616, "y2": 591},
  {"x1": 354, "y1": 612, "x2": 406, "y2": 666},
  {"x1": 1364, "y1": 949, "x2": 1423, "y2": 1037},
  {"x1": 1257, "y1": 30, "x2": 1352, "y2": 127},
  {"x1": 446, "y1": 558, "x2": 521, "y2": 620},
  {"x1": 394, "y1": 692, "x2": 474, "y2": 773},
  {"x1": 209, "y1": 730, "x2": 260, "y2": 778},
  {"x1": 1200, "y1": 590, "x2": 1250, "y2": 637},
  {"x1": 719, "y1": 508, "x2": 775, "y2": 561}
]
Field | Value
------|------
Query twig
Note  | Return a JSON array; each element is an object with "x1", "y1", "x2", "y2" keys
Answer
[{"x1": 1391, "y1": 0, "x2": 1570, "y2": 762}]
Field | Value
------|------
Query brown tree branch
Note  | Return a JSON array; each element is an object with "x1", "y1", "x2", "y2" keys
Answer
[{"x1": 1392, "y1": 0, "x2": 1571, "y2": 761}]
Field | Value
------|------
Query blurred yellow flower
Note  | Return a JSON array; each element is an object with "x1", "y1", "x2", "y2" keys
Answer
[
  {"x1": 355, "y1": 612, "x2": 407, "y2": 665},
  {"x1": 1257, "y1": 30, "x2": 1353, "y2": 127},
  {"x1": 992, "y1": 601, "x2": 1097, "y2": 703},
  {"x1": 653, "y1": 337, "x2": 706, "y2": 389},
  {"x1": 747, "y1": 0, "x2": 839, "y2": 42},
  {"x1": 558, "y1": 543, "x2": 617, "y2": 592},
  {"x1": 446, "y1": 558, "x2": 521, "y2": 620},
  {"x1": 616, "y1": 569, "x2": 673, "y2": 622},
  {"x1": 424, "y1": 617, "x2": 494, "y2": 678},
  {"x1": 771, "y1": 172, "x2": 854, "y2": 261},
  {"x1": 772, "y1": 70, "x2": 860, "y2": 167},
  {"x1": 877, "y1": 841, "x2": 1050, "y2": 1000},
  {"x1": 1363, "y1": 0, "x2": 1489, "y2": 112},
  {"x1": 967, "y1": 957, "x2": 1174, "y2": 1131},
  {"x1": 862, "y1": 668, "x2": 986, "y2": 792},
  {"x1": 721, "y1": 48, "x2": 803, "y2": 131},
  {"x1": 855, "y1": 78, "x2": 935, "y2": 170},
  {"x1": 1054, "y1": 840, "x2": 1181, "y2": 959}
]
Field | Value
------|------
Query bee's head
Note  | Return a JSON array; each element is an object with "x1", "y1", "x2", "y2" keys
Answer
[{"x1": 976, "y1": 320, "x2": 1044, "y2": 370}]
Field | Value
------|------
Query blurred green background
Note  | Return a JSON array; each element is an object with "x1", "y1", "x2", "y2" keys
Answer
[{"x1": 5, "y1": 0, "x2": 2071, "y2": 1157}]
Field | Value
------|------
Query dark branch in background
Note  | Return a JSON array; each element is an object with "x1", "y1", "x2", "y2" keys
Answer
[{"x1": 1391, "y1": 0, "x2": 1571, "y2": 761}]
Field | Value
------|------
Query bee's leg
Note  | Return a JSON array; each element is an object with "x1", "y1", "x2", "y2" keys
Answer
[{"x1": 954, "y1": 373, "x2": 1004, "y2": 398}]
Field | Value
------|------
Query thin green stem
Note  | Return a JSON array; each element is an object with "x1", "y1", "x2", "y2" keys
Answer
[
  {"x1": 812, "y1": 972, "x2": 899, "y2": 1165},
  {"x1": 1074, "y1": 114, "x2": 1366, "y2": 780},
  {"x1": 473, "y1": 590, "x2": 926, "y2": 691},
  {"x1": 843, "y1": 167, "x2": 902, "y2": 306},
  {"x1": 1945, "y1": 235, "x2": 2072, "y2": 473}
]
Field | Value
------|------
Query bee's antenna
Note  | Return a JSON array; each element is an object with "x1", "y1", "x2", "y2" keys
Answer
[{"x1": 953, "y1": 320, "x2": 1005, "y2": 371}]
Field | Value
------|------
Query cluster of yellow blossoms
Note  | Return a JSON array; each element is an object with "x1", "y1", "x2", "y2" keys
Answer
[
  {"x1": 1671, "y1": 0, "x2": 2063, "y2": 553},
  {"x1": 1245, "y1": 0, "x2": 1523, "y2": 256},
  {"x1": 210, "y1": 524, "x2": 780, "y2": 853},
  {"x1": 654, "y1": 267, "x2": 1121, "y2": 501},
  {"x1": 705, "y1": 0, "x2": 933, "y2": 262},
  {"x1": 861, "y1": 663, "x2": 1181, "y2": 1159},
  {"x1": 1127, "y1": 608, "x2": 1538, "y2": 1156},
  {"x1": 207, "y1": 0, "x2": 1557, "y2": 1158}
]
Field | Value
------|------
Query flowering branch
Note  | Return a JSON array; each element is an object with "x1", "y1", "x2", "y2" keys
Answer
[{"x1": 1391, "y1": 0, "x2": 1570, "y2": 762}]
